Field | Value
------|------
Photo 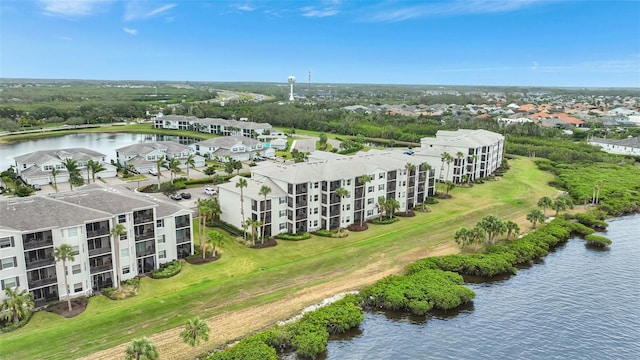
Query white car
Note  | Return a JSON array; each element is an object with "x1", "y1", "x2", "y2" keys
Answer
[
  {"x1": 204, "y1": 187, "x2": 217, "y2": 196},
  {"x1": 149, "y1": 168, "x2": 158, "y2": 176}
]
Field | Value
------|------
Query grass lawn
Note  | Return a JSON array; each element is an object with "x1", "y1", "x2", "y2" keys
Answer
[{"x1": 0, "y1": 157, "x2": 556, "y2": 360}]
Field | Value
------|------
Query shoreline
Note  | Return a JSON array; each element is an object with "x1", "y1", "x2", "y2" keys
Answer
[{"x1": 79, "y1": 242, "x2": 459, "y2": 360}]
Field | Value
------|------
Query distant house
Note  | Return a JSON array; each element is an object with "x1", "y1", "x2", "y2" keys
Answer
[
  {"x1": 116, "y1": 141, "x2": 205, "y2": 173},
  {"x1": 193, "y1": 136, "x2": 275, "y2": 162},
  {"x1": 588, "y1": 137, "x2": 640, "y2": 156},
  {"x1": 13, "y1": 148, "x2": 116, "y2": 186}
]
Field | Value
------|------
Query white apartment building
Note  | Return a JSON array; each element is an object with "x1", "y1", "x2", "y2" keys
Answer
[
  {"x1": 217, "y1": 152, "x2": 435, "y2": 236},
  {"x1": 415, "y1": 129, "x2": 505, "y2": 183},
  {"x1": 115, "y1": 141, "x2": 205, "y2": 173},
  {"x1": 154, "y1": 115, "x2": 273, "y2": 138},
  {"x1": 588, "y1": 137, "x2": 640, "y2": 156},
  {"x1": 193, "y1": 136, "x2": 276, "y2": 162},
  {"x1": 0, "y1": 186, "x2": 193, "y2": 307},
  {"x1": 13, "y1": 148, "x2": 117, "y2": 186}
]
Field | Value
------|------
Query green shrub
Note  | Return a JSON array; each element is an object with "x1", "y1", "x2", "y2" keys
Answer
[
  {"x1": 150, "y1": 260, "x2": 182, "y2": 279},
  {"x1": 276, "y1": 232, "x2": 311, "y2": 241},
  {"x1": 368, "y1": 217, "x2": 399, "y2": 225},
  {"x1": 584, "y1": 234, "x2": 612, "y2": 247},
  {"x1": 573, "y1": 212, "x2": 608, "y2": 230},
  {"x1": 424, "y1": 197, "x2": 439, "y2": 204},
  {"x1": 207, "y1": 338, "x2": 278, "y2": 360},
  {"x1": 0, "y1": 311, "x2": 34, "y2": 334},
  {"x1": 313, "y1": 229, "x2": 333, "y2": 237}
]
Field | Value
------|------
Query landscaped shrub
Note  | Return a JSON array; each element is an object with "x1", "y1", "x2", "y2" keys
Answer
[
  {"x1": 207, "y1": 338, "x2": 278, "y2": 360},
  {"x1": 150, "y1": 260, "x2": 182, "y2": 279},
  {"x1": 0, "y1": 311, "x2": 34, "y2": 334},
  {"x1": 276, "y1": 232, "x2": 311, "y2": 241},
  {"x1": 359, "y1": 269, "x2": 475, "y2": 315},
  {"x1": 572, "y1": 212, "x2": 608, "y2": 230},
  {"x1": 368, "y1": 217, "x2": 399, "y2": 225},
  {"x1": 584, "y1": 234, "x2": 612, "y2": 248},
  {"x1": 102, "y1": 277, "x2": 140, "y2": 300},
  {"x1": 426, "y1": 253, "x2": 518, "y2": 277}
]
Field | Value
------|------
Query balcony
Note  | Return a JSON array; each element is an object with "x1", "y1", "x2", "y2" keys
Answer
[
  {"x1": 90, "y1": 263, "x2": 113, "y2": 274},
  {"x1": 86, "y1": 227, "x2": 109, "y2": 239},
  {"x1": 23, "y1": 237, "x2": 53, "y2": 250},
  {"x1": 25, "y1": 257, "x2": 54, "y2": 270},
  {"x1": 28, "y1": 276, "x2": 57, "y2": 289},
  {"x1": 89, "y1": 246, "x2": 112, "y2": 257}
]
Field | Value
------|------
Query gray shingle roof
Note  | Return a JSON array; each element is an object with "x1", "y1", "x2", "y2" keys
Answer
[
  {"x1": 116, "y1": 141, "x2": 193, "y2": 156},
  {"x1": 195, "y1": 136, "x2": 261, "y2": 149},
  {"x1": 590, "y1": 137, "x2": 640, "y2": 148},
  {"x1": 14, "y1": 148, "x2": 106, "y2": 164}
]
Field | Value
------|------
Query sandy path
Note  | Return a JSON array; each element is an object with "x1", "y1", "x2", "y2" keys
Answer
[{"x1": 80, "y1": 242, "x2": 459, "y2": 360}]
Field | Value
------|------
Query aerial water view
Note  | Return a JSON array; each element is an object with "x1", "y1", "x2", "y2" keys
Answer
[{"x1": 0, "y1": 1, "x2": 639, "y2": 359}]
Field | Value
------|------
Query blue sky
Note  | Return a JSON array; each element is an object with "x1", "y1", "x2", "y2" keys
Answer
[{"x1": 1, "y1": 0, "x2": 639, "y2": 87}]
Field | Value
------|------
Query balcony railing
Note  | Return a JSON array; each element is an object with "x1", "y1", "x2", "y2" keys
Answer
[
  {"x1": 28, "y1": 277, "x2": 57, "y2": 289},
  {"x1": 23, "y1": 237, "x2": 53, "y2": 250},
  {"x1": 89, "y1": 246, "x2": 112, "y2": 257},
  {"x1": 134, "y1": 215, "x2": 154, "y2": 225},
  {"x1": 87, "y1": 228, "x2": 109, "y2": 238},
  {"x1": 25, "y1": 258, "x2": 54, "y2": 270},
  {"x1": 90, "y1": 264, "x2": 113, "y2": 274},
  {"x1": 34, "y1": 295, "x2": 59, "y2": 308}
]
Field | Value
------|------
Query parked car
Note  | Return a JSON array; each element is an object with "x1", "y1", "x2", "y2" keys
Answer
[
  {"x1": 204, "y1": 187, "x2": 217, "y2": 196},
  {"x1": 169, "y1": 193, "x2": 182, "y2": 200},
  {"x1": 149, "y1": 168, "x2": 158, "y2": 176},
  {"x1": 32, "y1": 184, "x2": 41, "y2": 191},
  {"x1": 180, "y1": 192, "x2": 192, "y2": 199}
]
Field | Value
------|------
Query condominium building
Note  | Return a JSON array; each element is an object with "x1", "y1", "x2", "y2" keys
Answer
[
  {"x1": 153, "y1": 115, "x2": 272, "y2": 138},
  {"x1": 115, "y1": 141, "x2": 205, "y2": 174},
  {"x1": 217, "y1": 152, "x2": 435, "y2": 236},
  {"x1": 0, "y1": 186, "x2": 193, "y2": 307},
  {"x1": 13, "y1": 148, "x2": 117, "y2": 186},
  {"x1": 415, "y1": 129, "x2": 505, "y2": 183}
]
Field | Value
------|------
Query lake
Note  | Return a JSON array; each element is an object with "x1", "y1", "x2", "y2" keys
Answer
[
  {"x1": 321, "y1": 214, "x2": 640, "y2": 360},
  {"x1": 0, "y1": 133, "x2": 197, "y2": 170}
]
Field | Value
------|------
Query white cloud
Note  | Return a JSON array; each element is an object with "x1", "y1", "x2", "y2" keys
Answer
[
  {"x1": 39, "y1": 0, "x2": 112, "y2": 17},
  {"x1": 56, "y1": 35, "x2": 73, "y2": 41},
  {"x1": 235, "y1": 4, "x2": 255, "y2": 12},
  {"x1": 363, "y1": 0, "x2": 550, "y2": 22},
  {"x1": 122, "y1": 27, "x2": 138, "y2": 35},
  {"x1": 301, "y1": 0, "x2": 342, "y2": 18},
  {"x1": 124, "y1": 1, "x2": 176, "y2": 21}
]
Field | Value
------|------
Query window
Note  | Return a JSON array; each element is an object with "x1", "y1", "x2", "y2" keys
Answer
[
  {"x1": 120, "y1": 234, "x2": 127, "y2": 241},
  {"x1": 122, "y1": 266, "x2": 130, "y2": 274},
  {"x1": 0, "y1": 257, "x2": 17, "y2": 270},
  {"x1": 279, "y1": 197, "x2": 287, "y2": 204},
  {"x1": 121, "y1": 248, "x2": 129, "y2": 257},
  {"x1": 314, "y1": 194, "x2": 319, "y2": 201},
  {"x1": 159, "y1": 250, "x2": 166, "y2": 259},
  {"x1": 74, "y1": 283, "x2": 83, "y2": 292},
  {"x1": 67, "y1": 227, "x2": 78, "y2": 237},
  {"x1": 367, "y1": 210, "x2": 374, "y2": 216},
  {"x1": 368, "y1": 186, "x2": 374, "y2": 193},
  {"x1": 367, "y1": 198, "x2": 374, "y2": 205},
  {"x1": 279, "y1": 223, "x2": 287, "y2": 230},
  {"x1": 378, "y1": 184, "x2": 385, "y2": 191},
  {"x1": 72, "y1": 264, "x2": 81, "y2": 274},
  {"x1": 72, "y1": 245, "x2": 79, "y2": 255},
  {"x1": 157, "y1": 235, "x2": 165, "y2": 244},
  {"x1": 379, "y1": 172, "x2": 385, "y2": 179},
  {"x1": 156, "y1": 219, "x2": 164, "y2": 228},
  {"x1": 313, "y1": 208, "x2": 318, "y2": 214},
  {"x1": 313, "y1": 220, "x2": 318, "y2": 227},
  {"x1": 314, "y1": 182, "x2": 319, "y2": 189},
  {"x1": 118, "y1": 214, "x2": 126, "y2": 223},
  {"x1": 0, "y1": 237, "x2": 14, "y2": 249},
  {"x1": 279, "y1": 210, "x2": 287, "y2": 217},
  {"x1": 1, "y1": 276, "x2": 19, "y2": 290}
]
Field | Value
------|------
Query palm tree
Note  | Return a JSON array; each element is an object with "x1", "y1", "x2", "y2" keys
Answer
[
  {"x1": 236, "y1": 178, "x2": 248, "y2": 239},
  {"x1": 197, "y1": 199, "x2": 212, "y2": 259},
  {"x1": 110, "y1": 223, "x2": 126, "y2": 286},
  {"x1": 246, "y1": 218, "x2": 261, "y2": 245},
  {"x1": 335, "y1": 187, "x2": 349, "y2": 234},
  {"x1": 207, "y1": 230, "x2": 224, "y2": 258},
  {"x1": 594, "y1": 180, "x2": 604, "y2": 205},
  {"x1": 62, "y1": 158, "x2": 82, "y2": 191},
  {"x1": 477, "y1": 214, "x2": 506, "y2": 244},
  {"x1": 376, "y1": 196, "x2": 387, "y2": 219},
  {"x1": 439, "y1": 152, "x2": 449, "y2": 183},
  {"x1": 258, "y1": 185, "x2": 272, "y2": 241},
  {"x1": 537, "y1": 196, "x2": 553, "y2": 217},
  {"x1": 357, "y1": 175, "x2": 372, "y2": 227},
  {"x1": 184, "y1": 154, "x2": 195, "y2": 180},
  {"x1": 468, "y1": 154, "x2": 477, "y2": 183},
  {"x1": 180, "y1": 317, "x2": 210, "y2": 347},
  {"x1": 404, "y1": 163, "x2": 415, "y2": 208},
  {"x1": 88, "y1": 159, "x2": 106, "y2": 183},
  {"x1": 385, "y1": 198, "x2": 400, "y2": 219},
  {"x1": 51, "y1": 167, "x2": 59, "y2": 193},
  {"x1": 455, "y1": 151, "x2": 464, "y2": 182},
  {"x1": 505, "y1": 220, "x2": 520, "y2": 241},
  {"x1": 125, "y1": 337, "x2": 159, "y2": 360},
  {"x1": 527, "y1": 209, "x2": 545, "y2": 229},
  {"x1": 155, "y1": 158, "x2": 166, "y2": 190},
  {"x1": 53, "y1": 244, "x2": 75, "y2": 312},
  {"x1": 168, "y1": 157, "x2": 181, "y2": 184},
  {"x1": 454, "y1": 227, "x2": 472, "y2": 248},
  {"x1": 1, "y1": 287, "x2": 34, "y2": 324}
]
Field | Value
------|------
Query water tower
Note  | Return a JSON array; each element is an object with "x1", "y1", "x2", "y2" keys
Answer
[{"x1": 287, "y1": 75, "x2": 296, "y2": 101}]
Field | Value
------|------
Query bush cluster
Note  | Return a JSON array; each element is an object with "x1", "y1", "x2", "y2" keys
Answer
[
  {"x1": 150, "y1": 260, "x2": 182, "y2": 279},
  {"x1": 0, "y1": 311, "x2": 34, "y2": 334},
  {"x1": 276, "y1": 232, "x2": 311, "y2": 241},
  {"x1": 584, "y1": 234, "x2": 612, "y2": 247},
  {"x1": 368, "y1": 217, "x2": 399, "y2": 225}
]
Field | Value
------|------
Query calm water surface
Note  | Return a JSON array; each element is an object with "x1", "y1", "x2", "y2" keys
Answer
[
  {"x1": 323, "y1": 215, "x2": 640, "y2": 360},
  {"x1": 0, "y1": 133, "x2": 196, "y2": 170}
]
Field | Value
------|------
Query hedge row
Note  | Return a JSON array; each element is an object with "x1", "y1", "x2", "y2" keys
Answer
[
  {"x1": 149, "y1": 260, "x2": 182, "y2": 279},
  {"x1": 276, "y1": 232, "x2": 311, "y2": 241}
]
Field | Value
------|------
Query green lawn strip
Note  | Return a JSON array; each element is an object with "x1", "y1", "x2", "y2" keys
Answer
[{"x1": 0, "y1": 157, "x2": 555, "y2": 359}]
